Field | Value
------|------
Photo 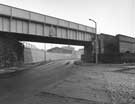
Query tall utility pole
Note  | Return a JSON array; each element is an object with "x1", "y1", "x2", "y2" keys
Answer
[
  {"x1": 44, "y1": 43, "x2": 46, "y2": 61},
  {"x1": 89, "y1": 19, "x2": 98, "y2": 64}
]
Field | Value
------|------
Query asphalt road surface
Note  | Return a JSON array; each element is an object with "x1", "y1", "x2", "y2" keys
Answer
[{"x1": 0, "y1": 60, "x2": 74, "y2": 104}]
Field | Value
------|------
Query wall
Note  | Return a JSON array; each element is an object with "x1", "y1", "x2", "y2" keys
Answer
[
  {"x1": 116, "y1": 35, "x2": 135, "y2": 53},
  {"x1": 0, "y1": 35, "x2": 24, "y2": 68},
  {"x1": 98, "y1": 34, "x2": 135, "y2": 63},
  {"x1": 99, "y1": 34, "x2": 118, "y2": 54},
  {"x1": 97, "y1": 34, "x2": 119, "y2": 63}
]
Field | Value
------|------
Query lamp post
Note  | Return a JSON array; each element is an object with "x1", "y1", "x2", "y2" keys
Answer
[
  {"x1": 44, "y1": 43, "x2": 46, "y2": 61},
  {"x1": 89, "y1": 19, "x2": 98, "y2": 64}
]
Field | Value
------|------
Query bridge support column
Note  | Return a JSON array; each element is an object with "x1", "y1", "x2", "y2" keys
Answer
[
  {"x1": 0, "y1": 34, "x2": 24, "y2": 68},
  {"x1": 81, "y1": 43, "x2": 94, "y2": 63}
]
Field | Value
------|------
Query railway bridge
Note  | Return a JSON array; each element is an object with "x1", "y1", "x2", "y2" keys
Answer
[{"x1": 0, "y1": 4, "x2": 96, "y2": 66}]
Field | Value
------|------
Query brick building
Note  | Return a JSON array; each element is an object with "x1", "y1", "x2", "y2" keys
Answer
[{"x1": 98, "y1": 33, "x2": 135, "y2": 63}]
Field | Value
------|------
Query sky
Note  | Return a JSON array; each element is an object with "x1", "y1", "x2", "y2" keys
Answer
[{"x1": 0, "y1": 0, "x2": 134, "y2": 50}]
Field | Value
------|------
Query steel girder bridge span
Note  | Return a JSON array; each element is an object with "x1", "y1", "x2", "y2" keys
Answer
[{"x1": 0, "y1": 4, "x2": 95, "y2": 62}]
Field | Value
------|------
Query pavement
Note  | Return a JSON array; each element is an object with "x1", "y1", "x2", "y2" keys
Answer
[
  {"x1": 0, "y1": 61, "x2": 50, "y2": 75},
  {"x1": 0, "y1": 59, "x2": 76, "y2": 104},
  {"x1": 0, "y1": 59, "x2": 74, "y2": 75},
  {"x1": 41, "y1": 64, "x2": 135, "y2": 104},
  {"x1": 42, "y1": 65, "x2": 111, "y2": 103},
  {"x1": 1, "y1": 62, "x2": 135, "y2": 104}
]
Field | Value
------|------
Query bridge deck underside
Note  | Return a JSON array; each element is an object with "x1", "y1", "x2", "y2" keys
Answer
[{"x1": 0, "y1": 31, "x2": 91, "y2": 46}]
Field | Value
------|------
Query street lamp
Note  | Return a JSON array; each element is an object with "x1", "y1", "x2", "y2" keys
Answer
[
  {"x1": 89, "y1": 19, "x2": 98, "y2": 64},
  {"x1": 44, "y1": 43, "x2": 46, "y2": 61}
]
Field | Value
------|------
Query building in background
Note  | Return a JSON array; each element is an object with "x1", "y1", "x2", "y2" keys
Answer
[
  {"x1": 61, "y1": 46, "x2": 75, "y2": 52},
  {"x1": 47, "y1": 47, "x2": 73, "y2": 54},
  {"x1": 97, "y1": 33, "x2": 135, "y2": 63}
]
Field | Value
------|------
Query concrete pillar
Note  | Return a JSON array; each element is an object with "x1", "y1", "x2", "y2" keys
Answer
[{"x1": 81, "y1": 43, "x2": 94, "y2": 63}]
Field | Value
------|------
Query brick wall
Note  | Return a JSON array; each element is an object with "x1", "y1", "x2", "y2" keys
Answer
[
  {"x1": 116, "y1": 35, "x2": 135, "y2": 53},
  {"x1": 0, "y1": 35, "x2": 24, "y2": 68},
  {"x1": 98, "y1": 34, "x2": 135, "y2": 63},
  {"x1": 99, "y1": 34, "x2": 118, "y2": 54}
]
